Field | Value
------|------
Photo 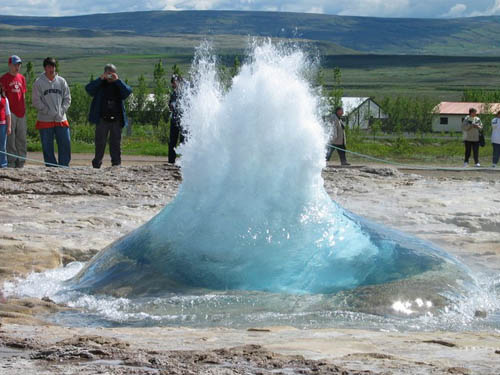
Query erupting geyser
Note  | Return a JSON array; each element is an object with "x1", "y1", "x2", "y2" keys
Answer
[{"x1": 70, "y1": 42, "x2": 475, "y2": 306}]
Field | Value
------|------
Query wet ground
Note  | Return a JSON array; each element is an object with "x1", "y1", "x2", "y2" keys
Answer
[{"x1": 0, "y1": 160, "x2": 499, "y2": 374}]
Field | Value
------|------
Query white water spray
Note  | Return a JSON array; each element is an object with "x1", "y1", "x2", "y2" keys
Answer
[{"x1": 3, "y1": 41, "x2": 497, "y2": 329}]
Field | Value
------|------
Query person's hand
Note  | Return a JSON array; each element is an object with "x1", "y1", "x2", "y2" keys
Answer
[
  {"x1": 54, "y1": 108, "x2": 65, "y2": 122},
  {"x1": 7, "y1": 125, "x2": 11, "y2": 135},
  {"x1": 107, "y1": 72, "x2": 119, "y2": 82},
  {"x1": 100, "y1": 73, "x2": 119, "y2": 82}
]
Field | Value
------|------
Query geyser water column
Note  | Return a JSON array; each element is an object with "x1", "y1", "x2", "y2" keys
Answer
[{"x1": 70, "y1": 42, "x2": 474, "y2": 302}]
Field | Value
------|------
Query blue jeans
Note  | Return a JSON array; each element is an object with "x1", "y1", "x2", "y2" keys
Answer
[
  {"x1": 0, "y1": 125, "x2": 7, "y2": 168},
  {"x1": 39, "y1": 126, "x2": 71, "y2": 167}
]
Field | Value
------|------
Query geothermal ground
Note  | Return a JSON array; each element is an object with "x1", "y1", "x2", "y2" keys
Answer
[{"x1": 0, "y1": 160, "x2": 499, "y2": 374}]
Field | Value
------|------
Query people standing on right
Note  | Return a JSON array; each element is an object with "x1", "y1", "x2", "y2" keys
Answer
[
  {"x1": 326, "y1": 106, "x2": 350, "y2": 166},
  {"x1": 461, "y1": 107, "x2": 483, "y2": 167},
  {"x1": 0, "y1": 86, "x2": 12, "y2": 168},
  {"x1": 491, "y1": 110, "x2": 500, "y2": 168},
  {"x1": 32, "y1": 57, "x2": 72, "y2": 167},
  {"x1": 0, "y1": 55, "x2": 27, "y2": 168},
  {"x1": 168, "y1": 74, "x2": 184, "y2": 164},
  {"x1": 86, "y1": 64, "x2": 132, "y2": 168}
]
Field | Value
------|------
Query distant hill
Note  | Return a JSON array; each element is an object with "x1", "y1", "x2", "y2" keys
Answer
[{"x1": 1, "y1": 10, "x2": 500, "y2": 55}]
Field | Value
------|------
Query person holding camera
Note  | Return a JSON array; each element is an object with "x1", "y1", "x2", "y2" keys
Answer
[
  {"x1": 86, "y1": 64, "x2": 132, "y2": 168},
  {"x1": 461, "y1": 107, "x2": 483, "y2": 167}
]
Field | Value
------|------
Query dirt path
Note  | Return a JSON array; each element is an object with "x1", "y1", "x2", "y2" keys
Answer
[{"x1": 23, "y1": 152, "x2": 169, "y2": 167}]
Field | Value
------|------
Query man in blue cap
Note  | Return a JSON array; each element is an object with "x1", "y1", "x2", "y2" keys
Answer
[{"x1": 0, "y1": 55, "x2": 27, "y2": 168}]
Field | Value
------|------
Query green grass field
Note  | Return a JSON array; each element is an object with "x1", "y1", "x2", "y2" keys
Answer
[
  {"x1": 26, "y1": 129, "x2": 494, "y2": 167},
  {"x1": 5, "y1": 25, "x2": 499, "y2": 165},
  {"x1": 2, "y1": 25, "x2": 500, "y2": 100}
]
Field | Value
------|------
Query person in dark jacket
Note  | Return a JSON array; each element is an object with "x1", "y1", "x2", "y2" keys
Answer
[
  {"x1": 85, "y1": 64, "x2": 132, "y2": 168},
  {"x1": 168, "y1": 74, "x2": 185, "y2": 163}
]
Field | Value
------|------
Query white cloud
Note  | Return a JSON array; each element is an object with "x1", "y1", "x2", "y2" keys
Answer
[
  {"x1": 336, "y1": 0, "x2": 411, "y2": 18},
  {"x1": 307, "y1": 7, "x2": 324, "y2": 14},
  {"x1": 442, "y1": 3, "x2": 467, "y2": 18},
  {"x1": 470, "y1": 0, "x2": 500, "y2": 16}
]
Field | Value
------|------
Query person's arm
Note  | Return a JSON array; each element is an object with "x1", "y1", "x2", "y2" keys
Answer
[
  {"x1": 32, "y1": 80, "x2": 51, "y2": 115},
  {"x1": 85, "y1": 77, "x2": 103, "y2": 97},
  {"x1": 5, "y1": 97, "x2": 11, "y2": 135},
  {"x1": 492, "y1": 118, "x2": 500, "y2": 130},
  {"x1": 329, "y1": 115, "x2": 338, "y2": 140},
  {"x1": 115, "y1": 79, "x2": 132, "y2": 100},
  {"x1": 462, "y1": 117, "x2": 472, "y2": 131},
  {"x1": 61, "y1": 79, "x2": 71, "y2": 116}
]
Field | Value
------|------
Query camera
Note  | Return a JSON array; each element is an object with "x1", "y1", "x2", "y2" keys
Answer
[{"x1": 106, "y1": 74, "x2": 113, "y2": 79}]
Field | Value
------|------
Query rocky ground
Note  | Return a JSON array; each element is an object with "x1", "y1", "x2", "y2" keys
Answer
[{"x1": 0, "y1": 162, "x2": 499, "y2": 374}]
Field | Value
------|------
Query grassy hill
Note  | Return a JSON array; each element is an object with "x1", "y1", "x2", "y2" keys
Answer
[
  {"x1": 1, "y1": 11, "x2": 500, "y2": 100},
  {"x1": 2, "y1": 10, "x2": 500, "y2": 55}
]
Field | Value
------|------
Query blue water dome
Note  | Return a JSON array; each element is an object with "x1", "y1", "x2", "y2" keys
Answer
[{"x1": 69, "y1": 42, "x2": 476, "y2": 316}]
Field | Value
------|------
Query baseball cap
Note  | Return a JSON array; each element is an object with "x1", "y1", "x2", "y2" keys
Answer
[{"x1": 8, "y1": 55, "x2": 22, "y2": 65}]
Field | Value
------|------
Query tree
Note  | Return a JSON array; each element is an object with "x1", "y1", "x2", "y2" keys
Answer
[
  {"x1": 132, "y1": 74, "x2": 148, "y2": 124},
  {"x1": 171, "y1": 64, "x2": 182, "y2": 77},
  {"x1": 25, "y1": 61, "x2": 34, "y2": 84},
  {"x1": 328, "y1": 67, "x2": 343, "y2": 113},
  {"x1": 67, "y1": 83, "x2": 92, "y2": 124},
  {"x1": 149, "y1": 59, "x2": 169, "y2": 126},
  {"x1": 24, "y1": 61, "x2": 38, "y2": 139},
  {"x1": 230, "y1": 56, "x2": 241, "y2": 78}
]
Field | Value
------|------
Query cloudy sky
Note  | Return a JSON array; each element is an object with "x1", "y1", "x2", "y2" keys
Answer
[{"x1": 2, "y1": 0, "x2": 500, "y2": 18}]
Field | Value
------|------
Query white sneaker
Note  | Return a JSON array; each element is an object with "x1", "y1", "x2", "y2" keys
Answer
[
  {"x1": 492, "y1": 164, "x2": 497, "y2": 168},
  {"x1": 475, "y1": 163, "x2": 481, "y2": 167},
  {"x1": 463, "y1": 162, "x2": 468, "y2": 167}
]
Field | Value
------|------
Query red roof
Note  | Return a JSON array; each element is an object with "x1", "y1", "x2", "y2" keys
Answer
[{"x1": 434, "y1": 102, "x2": 500, "y2": 115}]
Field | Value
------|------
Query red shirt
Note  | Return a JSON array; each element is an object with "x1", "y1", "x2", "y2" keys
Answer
[
  {"x1": 0, "y1": 73, "x2": 26, "y2": 118},
  {"x1": 0, "y1": 97, "x2": 6, "y2": 122}
]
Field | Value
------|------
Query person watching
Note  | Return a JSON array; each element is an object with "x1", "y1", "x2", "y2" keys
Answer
[
  {"x1": 0, "y1": 55, "x2": 27, "y2": 168},
  {"x1": 32, "y1": 57, "x2": 72, "y2": 167},
  {"x1": 85, "y1": 64, "x2": 132, "y2": 168},
  {"x1": 326, "y1": 106, "x2": 350, "y2": 166},
  {"x1": 168, "y1": 74, "x2": 185, "y2": 163},
  {"x1": 461, "y1": 107, "x2": 483, "y2": 167}
]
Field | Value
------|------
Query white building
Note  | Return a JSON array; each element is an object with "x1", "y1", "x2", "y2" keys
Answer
[
  {"x1": 432, "y1": 102, "x2": 500, "y2": 132},
  {"x1": 341, "y1": 97, "x2": 387, "y2": 129}
]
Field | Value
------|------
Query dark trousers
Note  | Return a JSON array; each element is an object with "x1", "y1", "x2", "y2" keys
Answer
[
  {"x1": 326, "y1": 143, "x2": 348, "y2": 164},
  {"x1": 493, "y1": 143, "x2": 500, "y2": 165},
  {"x1": 464, "y1": 141, "x2": 479, "y2": 164},
  {"x1": 93, "y1": 118, "x2": 122, "y2": 168},
  {"x1": 168, "y1": 120, "x2": 185, "y2": 163},
  {"x1": 39, "y1": 127, "x2": 71, "y2": 167}
]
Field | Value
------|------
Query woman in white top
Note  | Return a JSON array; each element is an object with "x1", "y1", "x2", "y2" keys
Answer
[{"x1": 491, "y1": 111, "x2": 500, "y2": 167}]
